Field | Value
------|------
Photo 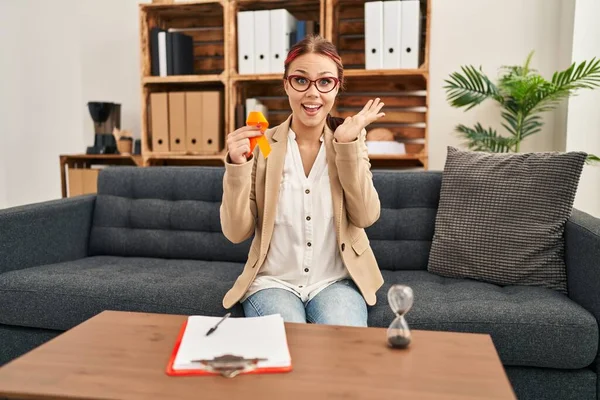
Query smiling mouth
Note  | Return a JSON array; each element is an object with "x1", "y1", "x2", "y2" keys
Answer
[{"x1": 302, "y1": 104, "x2": 322, "y2": 112}]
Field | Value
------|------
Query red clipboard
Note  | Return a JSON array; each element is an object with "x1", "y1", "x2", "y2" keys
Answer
[{"x1": 166, "y1": 318, "x2": 293, "y2": 377}]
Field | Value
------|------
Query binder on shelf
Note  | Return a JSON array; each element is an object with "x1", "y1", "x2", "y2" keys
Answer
[
  {"x1": 201, "y1": 91, "x2": 223, "y2": 153},
  {"x1": 150, "y1": 93, "x2": 170, "y2": 152},
  {"x1": 185, "y1": 92, "x2": 203, "y2": 153},
  {"x1": 150, "y1": 29, "x2": 194, "y2": 76},
  {"x1": 400, "y1": 0, "x2": 421, "y2": 69},
  {"x1": 166, "y1": 314, "x2": 292, "y2": 377},
  {"x1": 294, "y1": 20, "x2": 306, "y2": 45},
  {"x1": 254, "y1": 10, "x2": 271, "y2": 74},
  {"x1": 237, "y1": 11, "x2": 255, "y2": 74},
  {"x1": 158, "y1": 31, "x2": 168, "y2": 77},
  {"x1": 269, "y1": 9, "x2": 297, "y2": 74},
  {"x1": 364, "y1": 1, "x2": 383, "y2": 70},
  {"x1": 382, "y1": 1, "x2": 402, "y2": 69},
  {"x1": 168, "y1": 92, "x2": 186, "y2": 152},
  {"x1": 150, "y1": 27, "x2": 166, "y2": 76},
  {"x1": 167, "y1": 32, "x2": 194, "y2": 75}
]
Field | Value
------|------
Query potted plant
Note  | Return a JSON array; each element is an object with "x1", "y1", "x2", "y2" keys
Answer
[{"x1": 444, "y1": 52, "x2": 600, "y2": 162}]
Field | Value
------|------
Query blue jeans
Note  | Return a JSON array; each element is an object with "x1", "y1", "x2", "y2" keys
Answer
[{"x1": 242, "y1": 279, "x2": 368, "y2": 327}]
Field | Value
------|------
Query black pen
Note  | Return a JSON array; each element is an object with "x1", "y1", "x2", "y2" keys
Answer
[{"x1": 205, "y1": 313, "x2": 231, "y2": 336}]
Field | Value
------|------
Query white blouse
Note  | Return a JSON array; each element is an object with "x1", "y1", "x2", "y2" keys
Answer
[{"x1": 241, "y1": 128, "x2": 349, "y2": 303}]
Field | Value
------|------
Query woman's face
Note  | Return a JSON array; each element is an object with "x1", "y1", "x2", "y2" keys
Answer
[{"x1": 284, "y1": 53, "x2": 340, "y2": 130}]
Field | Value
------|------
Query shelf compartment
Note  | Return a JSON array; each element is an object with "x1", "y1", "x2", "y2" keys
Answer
[
  {"x1": 141, "y1": 82, "x2": 227, "y2": 156},
  {"x1": 231, "y1": 0, "x2": 325, "y2": 76},
  {"x1": 328, "y1": 0, "x2": 429, "y2": 71},
  {"x1": 143, "y1": 74, "x2": 225, "y2": 85},
  {"x1": 230, "y1": 78, "x2": 290, "y2": 131},
  {"x1": 144, "y1": 153, "x2": 226, "y2": 167},
  {"x1": 140, "y1": 1, "x2": 226, "y2": 78},
  {"x1": 334, "y1": 73, "x2": 428, "y2": 163}
]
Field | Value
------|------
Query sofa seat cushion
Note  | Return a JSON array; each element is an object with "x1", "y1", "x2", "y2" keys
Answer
[
  {"x1": 369, "y1": 271, "x2": 598, "y2": 370},
  {"x1": 0, "y1": 256, "x2": 244, "y2": 331}
]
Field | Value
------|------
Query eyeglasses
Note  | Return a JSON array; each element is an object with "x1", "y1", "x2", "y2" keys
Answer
[{"x1": 286, "y1": 75, "x2": 340, "y2": 93}]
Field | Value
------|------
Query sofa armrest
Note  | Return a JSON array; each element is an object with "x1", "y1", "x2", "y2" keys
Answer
[
  {"x1": 565, "y1": 208, "x2": 600, "y2": 320},
  {"x1": 0, "y1": 195, "x2": 96, "y2": 274}
]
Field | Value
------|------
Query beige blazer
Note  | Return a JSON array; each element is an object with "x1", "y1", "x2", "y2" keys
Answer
[{"x1": 220, "y1": 115, "x2": 384, "y2": 309}]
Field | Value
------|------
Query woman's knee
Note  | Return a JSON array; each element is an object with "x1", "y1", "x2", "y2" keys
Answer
[
  {"x1": 306, "y1": 280, "x2": 368, "y2": 327},
  {"x1": 242, "y1": 288, "x2": 307, "y2": 323}
]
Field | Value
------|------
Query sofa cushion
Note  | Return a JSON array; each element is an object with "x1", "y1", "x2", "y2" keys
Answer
[
  {"x1": 367, "y1": 171, "x2": 441, "y2": 271},
  {"x1": 427, "y1": 147, "x2": 586, "y2": 294},
  {"x1": 368, "y1": 271, "x2": 598, "y2": 370},
  {"x1": 89, "y1": 167, "x2": 252, "y2": 263},
  {"x1": 91, "y1": 167, "x2": 444, "y2": 271},
  {"x1": 0, "y1": 256, "x2": 245, "y2": 331}
]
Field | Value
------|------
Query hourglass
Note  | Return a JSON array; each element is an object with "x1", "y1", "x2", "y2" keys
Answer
[{"x1": 387, "y1": 284, "x2": 414, "y2": 348}]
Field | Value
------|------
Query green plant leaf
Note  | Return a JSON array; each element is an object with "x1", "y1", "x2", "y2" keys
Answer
[
  {"x1": 455, "y1": 123, "x2": 514, "y2": 152},
  {"x1": 586, "y1": 154, "x2": 600, "y2": 165},
  {"x1": 535, "y1": 58, "x2": 600, "y2": 115},
  {"x1": 444, "y1": 65, "x2": 501, "y2": 110},
  {"x1": 446, "y1": 52, "x2": 600, "y2": 155},
  {"x1": 552, "y1": 58, "x2": 600, "y2": 90},
  {"x1": 500, "y1": 109, "x2": 520, "y2": 135},
  {"x1": 520, "y1": 115, "x2": 543, "y2": 139}
]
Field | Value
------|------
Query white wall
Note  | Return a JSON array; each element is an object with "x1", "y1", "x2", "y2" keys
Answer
[
  {"x1": 79, "y1": 0, "x2": 148, "y2": 142},
  {"x1": 0, "y1": 0, "x2": 146, "y2": 209},
  {"x1": 1, "y1": 0, "x2": 595, "y2": 213},
  {"x1": 566, "y1": 0, "x2": 600, "y2": 217},
  {"x1": 0, "y1": 0, "x2": 84, "y2": 208},
  {"x1": 428, "y1": 0, "x2": 575, "y2": 169},
  {"x1": 0, "y1": 2, "x2": 20, "y2": 209}
]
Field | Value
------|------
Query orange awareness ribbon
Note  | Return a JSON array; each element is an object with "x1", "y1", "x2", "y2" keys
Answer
[{"x1": 246, "y1": 111, "x2": 271, "y2": 158}]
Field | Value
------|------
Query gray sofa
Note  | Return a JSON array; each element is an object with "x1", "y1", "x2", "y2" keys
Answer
[{"x1": 0, "y1": 166, "x2": 599, "y2": 400}]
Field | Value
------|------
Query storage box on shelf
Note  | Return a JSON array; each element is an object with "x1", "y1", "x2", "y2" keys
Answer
[
  {"x1": 59, "y1": 154, "x2": 143, "y2": 198},
  {"x1": 139, "y1": 0, "x2": 431, "y2": 168}
]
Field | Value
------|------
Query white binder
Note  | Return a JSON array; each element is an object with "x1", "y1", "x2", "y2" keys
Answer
[
  {"x1": 158, "y1": 31, "x2": 167, "y2": 77},
  {"x1": 382, "y1": 1, "x2": 402, "y2": 69},
  {"x1": 237, "y1": 11, "x2": 255, "y2": 74},
  {"x1": 364, "y1": 1, "x2": 383, "y2": 70},
  {"x1": 400, "y1": 0, "x2": 421, "y2": 69},
  {"x1": 254, "y1": 10, "x2": 271, "y2": 74},
  {"x1": 269, "y1": 9, "x2": 297, "y2": 74}
]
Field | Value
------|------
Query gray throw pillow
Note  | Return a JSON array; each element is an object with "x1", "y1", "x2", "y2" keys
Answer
[{"x1": 427, "y1": 146, "x2": 587, "y2": 294}]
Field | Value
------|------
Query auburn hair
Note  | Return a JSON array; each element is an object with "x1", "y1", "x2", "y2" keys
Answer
[
  {"x1": 284, "y1": 34, "x2": 346, "y2": 131},
  {"x1": 284, "y1": 34, "x2": 345, "y2": 91}
]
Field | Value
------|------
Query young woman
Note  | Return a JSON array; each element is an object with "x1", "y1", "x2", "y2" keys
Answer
[{"x1": 220, "y1": 35, "x2": 385, "y2": 327}]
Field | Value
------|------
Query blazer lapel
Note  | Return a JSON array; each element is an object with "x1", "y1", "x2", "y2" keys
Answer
[
  {"x1": 324, "y1": 123, "x2": 344, "y2": 243},
  {"x1": 260, "y1": 115, "x2": 291, "y2": 256}
]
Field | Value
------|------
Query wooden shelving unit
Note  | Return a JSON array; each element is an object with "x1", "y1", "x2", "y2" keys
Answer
[
  {"x1": 139, "y1": 0, "x2": 431, "y2": 169},
  {"x1": 59, "y1": 154, "x2": 143, "y2": 198}
]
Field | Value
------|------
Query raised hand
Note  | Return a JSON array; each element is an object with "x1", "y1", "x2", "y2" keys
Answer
[
  {"x1": 226, "y1": 126, "x2": 263, "y2": 164},
  {"x1": 334, "y1": 98, "x2": 386, "y2": 143}
]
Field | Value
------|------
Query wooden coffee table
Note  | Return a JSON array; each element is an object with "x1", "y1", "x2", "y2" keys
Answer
[{"x1": 0, "y1": 311, "x2": 516, "y2": 400}]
